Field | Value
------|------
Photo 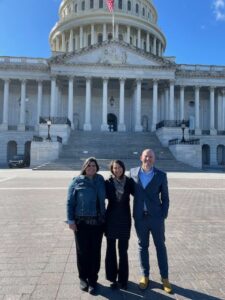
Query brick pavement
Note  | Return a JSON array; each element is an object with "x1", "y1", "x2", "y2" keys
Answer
[{"x1": 0, "y1": 170, "x2": 224, "y2": 299}]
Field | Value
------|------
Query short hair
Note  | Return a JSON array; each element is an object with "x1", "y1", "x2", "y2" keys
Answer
[
  {"x1": 109, "y1": 160, "x2": 125, "y2": 177},
  {"x1": 80, "y1": 157, "x2": 99, "y2": 175}
]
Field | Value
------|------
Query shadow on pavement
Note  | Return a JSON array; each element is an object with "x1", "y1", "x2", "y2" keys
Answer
[{"x1": 94, "y1": 281, "x2": 222, "y2": 300}]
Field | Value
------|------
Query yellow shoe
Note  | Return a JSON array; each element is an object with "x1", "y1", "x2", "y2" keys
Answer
[
  {"x1": 161, "y1": 278, "x2": 172, "y2": 294},
  {"x1": 139, "y1": 276, "x2": 149, "y2": 290}
]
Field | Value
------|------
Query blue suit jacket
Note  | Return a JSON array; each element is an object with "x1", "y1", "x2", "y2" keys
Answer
[{"x1": 130, "y1": 167, "x2": 169, "y2": 221}]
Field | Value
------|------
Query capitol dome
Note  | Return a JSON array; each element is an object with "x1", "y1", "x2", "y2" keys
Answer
[{"x1": 49, "y1": 0, "x2": 166, "y2": 57}]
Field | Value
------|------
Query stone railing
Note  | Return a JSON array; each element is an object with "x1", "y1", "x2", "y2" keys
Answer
[
  {"x1": 169, "y1": 138, "x2": 200, "y2": 145},
  {"x1": 156, "y1": 120, "x2": 189, "y2": 129},
  {"x1": 0, "y1": 56, "x2": 48, "y2": 65},
  {"x1": 177, "y1": 64, "x2": 225, "y2": 72}
]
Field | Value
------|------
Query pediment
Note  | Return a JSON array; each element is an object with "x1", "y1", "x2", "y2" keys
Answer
[{"x1": 50, "y1": 41, "x2": 173, "y2": 68}]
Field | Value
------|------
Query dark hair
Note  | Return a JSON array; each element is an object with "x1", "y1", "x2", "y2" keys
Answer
[
  {"x1": 109, "y1": 160, "x2": 125, "y2": 178},
  {"x1": 80, "y1": 157, "x2": 99, "y2": 175}
]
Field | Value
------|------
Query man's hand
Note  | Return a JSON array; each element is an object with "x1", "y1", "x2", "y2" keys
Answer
[{"x1": 69, "y1": 223, "x2": 77, "y2": 231}]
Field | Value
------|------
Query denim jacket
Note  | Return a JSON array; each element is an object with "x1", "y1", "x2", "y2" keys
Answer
[{"x1": 66, "y1": 174, "x2": 106, "y2": 224}]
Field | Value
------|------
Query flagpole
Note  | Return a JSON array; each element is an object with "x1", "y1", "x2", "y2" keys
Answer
[{"x1": 112, "y1": 12, "x2": 115, "y2": 40}]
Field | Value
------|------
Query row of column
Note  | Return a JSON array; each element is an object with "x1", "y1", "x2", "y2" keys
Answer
[
  {"x1": 1, "y1": 78, "x2": 225, "y2": 132},
  {"x1": 53, "y1": 24, "x2": 163, "y2": 56}
]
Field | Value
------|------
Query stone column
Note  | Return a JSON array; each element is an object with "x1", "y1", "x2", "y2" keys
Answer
[
  {"x1": 68, "y1": 77, "x2": 74, "y2": 129},
  {"x1": 126, "y1": 26, "x2": 130, "y2": 44},
  {"x1": 153, "y1": 37, "x2": 157, "y2": 55},
  {"x1": 50, "y1": 77, "x2": 56, "y2": 117},
  {"x1": 135, "y1": 79, "x2": 143, "y2": 131},
  {"x1": 61, "y1": 32, "x2": 66, "y2": 52},
  {"x1": 146, "y1": 33, "x2": 150, "y2": 52},
  {"x1": 103, "y1": 24, "x2": 107, "y2": 41},
  {"x1": 118, "y1": 78, "x2": 126, "y2": 131},
  {"x1": 151, "y1": 79, "x2": 158, "y2": 131},
  {"x1": 169, "y1": 80, "x2": 175, "y2": 120},
  {"x1": 179, "y1": 85, "x2": 185, "y2": 121},
  {"x1": 36, "y1": 80, "x2": 43, "y2": 129},
  {"x1": 210, "y1": 86, "x2": 216, "y2": 134},
  {"x1": 217, "y1": 89, "x2": 223, "y2": 131},
  {"x1": 1, "y1": 79, "x2": 10, "y2": 130},
  {"x1": 69, "y1": 29, "x2": 74, "y2": 52},
  {"x1": 80, "y1": 26, "x2": 83, "y2": 49},
  {"x1": 165, "y1": 86, "x2": 169, "y2": 120},
  {"x1": 115, "y1": 24, "x2": 119, "y2": 40},
  {"x1": 137, "y1": 29, "x2": 141, "y2": 48},
  {"x1": 18, "y1": 79, "x2": 26, "y2": 131},
  {"x1": 195, "y1": 86, "x2": 201, "y2": 134},
  {"x1": 55, "y1": 36, "x2": 60, "y2": 51},
  {"x1": 221, "y1": 89, "x2": 225, "y2": 130},
  {"x1": 91, "y1": 24, "x2": 95, "y2": 45},
  {"x1": 83, "y1": 77, "x2": 92, "y2": 131},
  {"x1": 101, "y1": 78, "x2": 109, "y2": 131}
]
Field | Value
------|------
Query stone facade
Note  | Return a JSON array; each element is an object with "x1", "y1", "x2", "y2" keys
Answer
[{"x1": 0, "y1": 0, "x2": 225, "y2": 168}]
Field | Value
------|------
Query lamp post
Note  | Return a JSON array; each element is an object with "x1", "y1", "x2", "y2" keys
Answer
[
  {"x1": 47, "y1": 119, "x2": 52, "y2": 141},
  {"x1": 181, "y1": 119, "x2": 186, "y2": 143}
]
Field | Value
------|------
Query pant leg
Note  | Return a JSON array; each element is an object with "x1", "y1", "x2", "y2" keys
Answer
[
  {"x1": 105, "y1": 238, "x2": 117, "y2": 282},
  {"x1": 150, "y1": 218, "x2": 168, "y2": 279},
  {"x1": 118, "y1": 239, "x2": 129, "y2": 285},
  {"x1": 74, "y1": 222, "x2": 90, "y2": 281},
  {"x1": 87, "y1": 224, "x2": 104, "y2": 285},
  {"x1": 134, "y1": 218, "x2": 150, "y2": 277}
]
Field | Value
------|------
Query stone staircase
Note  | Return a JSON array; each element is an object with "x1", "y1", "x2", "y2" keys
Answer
[{"x1": 35, "y1": 131, "x2": 199, "y2": 172}]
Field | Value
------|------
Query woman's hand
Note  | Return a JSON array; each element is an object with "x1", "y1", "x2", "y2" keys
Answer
[{"x1": 69, "y1": 223, "x2": 77, "y2": 232}]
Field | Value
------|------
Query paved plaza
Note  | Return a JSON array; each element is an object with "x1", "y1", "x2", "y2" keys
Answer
[{"x1": 0, "y1": 169, "x2": 224, "y2": 300}]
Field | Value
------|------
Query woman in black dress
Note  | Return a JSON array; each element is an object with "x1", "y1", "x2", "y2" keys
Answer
[{"x1": 105, "y1": 160, "x2": 134, "y2": 290}]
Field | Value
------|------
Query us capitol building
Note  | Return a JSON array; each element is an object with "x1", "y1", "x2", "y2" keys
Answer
[{"x1": 0, "y1": 0, "x2": 225, "y2": 169}]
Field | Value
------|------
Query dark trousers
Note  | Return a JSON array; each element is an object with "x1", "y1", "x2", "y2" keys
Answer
[
  {"x1": 74, "y1": 222, "x2": 104, "y2": 285},
  {"x1": 135, "y1": 216, "x2": 168, "y2": 278},
  {"x1": 105, "y1": 238, "x2": 129, "y2": 285}
]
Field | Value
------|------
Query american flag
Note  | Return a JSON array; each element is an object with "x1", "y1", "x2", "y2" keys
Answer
[{"x1": 106, "y1": 0, "x2": 114, "y2": 13}]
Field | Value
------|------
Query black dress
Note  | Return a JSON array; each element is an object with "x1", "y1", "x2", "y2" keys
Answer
[{"x1": 105, "y1": 176, "x2": 134, "y2": 286}]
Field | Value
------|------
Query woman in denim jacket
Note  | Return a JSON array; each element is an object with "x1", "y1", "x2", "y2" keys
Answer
[{"x1": 67, "y1": 157, "x2": 105, "y2": 295}]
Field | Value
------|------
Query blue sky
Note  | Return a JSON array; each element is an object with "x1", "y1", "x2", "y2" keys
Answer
[{"x1": 0, "y1": 0, "x2": 224, "y2": 66}]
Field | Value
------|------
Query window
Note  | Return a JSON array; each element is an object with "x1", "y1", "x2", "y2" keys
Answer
[
  {"x1": 135, "y1": 3, "x2": 139, "y2": 14},
  {"x1": 127, "y1": 0, "x2": 131, "y2": 11},
  {"x1": 118, "y1": 0, "x2": 122, "y2": 9},
  {"x1": 108, "y1": 33, "x2": 113, "y2": 40},
  {"x1": 98, "y1": 33, "x2": 103, "y2": 44},
  {"x1": 142, "y1": 7, "x2": 145, "y2": 16},
  {"x1": 119, "y1": 34, "x2": 123, "y2": 41},
  {"x1": 82, "y1": 1, "x2": 85, "y2": 10},
  {"x1": 90, "y1": 0, "x2": 94, "y2": 9},
  {"x1": 74, "y1": 3, "x2": 78, "y2": 12},
  {"x1": 99, "y1": 0, "x2": 103, "y2": 8}
]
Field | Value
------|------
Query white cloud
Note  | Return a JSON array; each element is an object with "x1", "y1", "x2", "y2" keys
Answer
[{"x1": 213, "y1": 0, "x2": 225, "y2": 20}]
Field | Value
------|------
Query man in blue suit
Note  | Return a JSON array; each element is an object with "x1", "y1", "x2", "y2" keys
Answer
[{"x1": 130, "y1": 149, "x2": 172, "y2": 293}]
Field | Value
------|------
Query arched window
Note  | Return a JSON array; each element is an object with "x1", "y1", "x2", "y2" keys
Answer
[
  {"x1": 202, "y1": 144, "x2": 210, "y2": 166},
  {"x1": 130, "y1": 36, "x2": 133, "y2": 44},
  {"x1": 98, "y1": 33, "x2": 103, "y2": 44},
  {"x1": 90, "y1": 0, "x2": 94, "y2": 9},
  {"x1": 118, "y1": 0, "x2": 122, "y2": 9},
  {"x1": 142, "y1": 7, "x2": 145, "y2": 16},
  {"x1": 74, "y1": 3, "x2": 78, "y2": 12},
  {"x1": 217, "y1": 145, "x2": 225, "y2": 165},
  {"x1": 82, "y1": 1, "x2": 85, "y2": 10},
  {"x1": 119, "y1": 34, "x2": 123, "y2": 41},
  {"x1": 99, "y1": 0, "x2": 103, "y2": 8},
  {"x1": 127, "y1": 0, "x2": 131, "y2": 11},
  {"x1": 135, "y1": 3, "x2": 139, "y2": 14},
  {"x1": 108, "y1": 32, "x2": 113, "y2": 40}
]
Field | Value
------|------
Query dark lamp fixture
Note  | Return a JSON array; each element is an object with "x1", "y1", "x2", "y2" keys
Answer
[
  {"x1": 181, "y1": 119, "x2": 186, "y2": 143},
  {"x1": 46, "y1": 118, "x2": 52, "y2": 141},
  {"x1": 109, "y1": 96, "x2": 115, "y2": 106}
]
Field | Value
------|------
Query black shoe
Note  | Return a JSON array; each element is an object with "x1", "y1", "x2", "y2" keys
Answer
[
  {"x1": 80, "y1": 279, "x2": 88, "y2": 291},
  {"x1": 110, "y1": 281, "x2": 118, "y2": 289},
  {"x1": 118, "y1": 282, "x2": 128, "y2": 290},
  {"x1": 89, "y1": 283, "x2": 97, "y2": 295}
]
